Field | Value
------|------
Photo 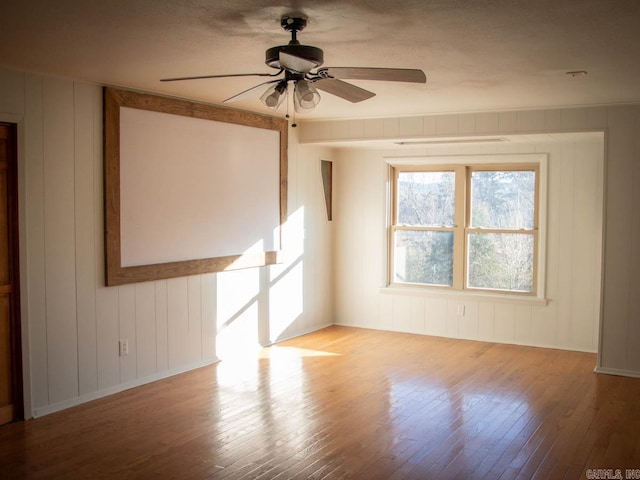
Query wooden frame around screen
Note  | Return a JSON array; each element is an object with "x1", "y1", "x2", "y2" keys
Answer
[{"x1": 103, "y1": 87, "x2": 288, "y2": 286}]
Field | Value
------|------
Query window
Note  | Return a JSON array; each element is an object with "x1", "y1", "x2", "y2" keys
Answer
[{"x1": 390, "y1": 160, "x2": 540, "y2": 295}]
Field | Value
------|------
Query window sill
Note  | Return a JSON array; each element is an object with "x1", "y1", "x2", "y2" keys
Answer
[{"x1": 380, "y1": 285, "x2": 548, "y2": 307}]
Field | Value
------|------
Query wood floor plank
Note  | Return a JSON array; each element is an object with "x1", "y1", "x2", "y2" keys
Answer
[{"x1": 1, "y1": 326, "x2": 639, "y2": 479}]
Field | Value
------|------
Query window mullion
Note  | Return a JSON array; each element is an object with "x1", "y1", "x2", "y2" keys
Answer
[{"x1": 452, "y1": 165, "x2": 466, "y2": 290}]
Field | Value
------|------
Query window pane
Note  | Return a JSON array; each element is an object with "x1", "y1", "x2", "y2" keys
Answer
[
  {"x1": 467, "y1": 233, "x2": 534, "y2": 292},
  {"x1": 397, "y1": 171, "x2": 455, "y2": 226},
  {"x1": 394, "y1": 230, "x2": 453, "y2": 286},
  {"x1": 470, "y1": 170, "x2": 535, "y2": 229}
]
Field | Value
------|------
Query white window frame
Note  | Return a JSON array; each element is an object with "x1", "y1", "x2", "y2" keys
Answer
[{"x1": 385, "y1": 154, "x2": 548, "y2": 303}]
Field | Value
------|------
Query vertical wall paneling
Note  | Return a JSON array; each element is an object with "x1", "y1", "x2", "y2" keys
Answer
[
  {"x1": 392, "y1": 295, "x2": 412, "y2": 333},
  {"x1": 42, "y1": 78, "x2": 78, "y2": 404},
  {"x1": 117, "y1": 284, "x2": 136, "y2": 384},
  {"x1": 517, "y1": 111, "x2": 546, "y2": 131},
  {"x1": 459, "y1": 114, "x2": 478, "y2": 134},
  {"x1": 498, "y1": 112, "x2": 518, "y2": 133},
  {"x1": 134, "y1": 282, "x2": 156, "y2": 378},
  {"x1": 459, "y1": 301, "x2": 479, "y2": 340},
  {"x1": 187, "y1": 276, "x2": 202, "y2": 364},
  {"x1": 331, "y1": 136, "x2": 605, "y2": 354},
  {"x1": 0, "y1": 67, "x2": 26, "y2": 115},
  {"x1": 364, "y1": 156, "x2": 385, "y2": 328},
  {"x1": 382, "y1": 119, "x2": 399, "y2": 139},
  {"x1": 0, "y1": 68, "x2": 333, "y2": 415},
  {"x1": 571, "y1": 143, "x2": 600, "y2": 351},
  {"x1": 23, "y1": 74, "x2": 49, "y2": 408},
  {"x1": 599, "y1": 107, "x2": 635, "y2": 369},
  {"x1": 545, "y1": 110, "x2": 563, "y2": 131},
  {"x1": 95, "y1": 286, "x2": 119, "y2": 391},
  {"x1": 477, "y1": 303, "x2": 495, "y2": 342},
  {"x1": 73, "y1": 82, "x2": 98, "y2": 396},
  {"x1": 514, "y1": 306, "x2": 533, "y2": 345},
  {"x1": 424, "y1": 298, "x2": 446, "y2": 337},
  {"x1": 364, "y1": 119, "x2": 384, "y2": 139},
  {"x1": 628, "y1": 113, "x2": 640, "y2": 371},
  {"x1": 586, "y1": 107, "x2": 608, "y2": 129},
  {"x1": 409, "y1": 296, "x2": 426, "y2": 335},
  {"x1": 561, "y1": 108, "x2": 587, "y2": 130},
  {"x1": 167, "y1": 277, "x2": 189, "y2": 368},
  {"x1": 493, "y1": 303, "x2": 516, "y2": 344},
  {"x1": 445, "y1": 300, "x2": 460, "y2": 338},
  {"x1": 299, "y1": 145, "x2": 312, "y2": 334},
  {"x1": 497, "y1": 112, "x2": 517, "y2": 133},
  {"x1": 556, "y1": 144, "x2": 575, "y2": 347},
  {"x1": 200, "y1": 274, "x2": 216, "y2": 359},
  {"x1": 257, "y1": 265, "x2": 270, "y2": 346},
  {"x1": 378, "y1": 293, "x2": 393, "y2": 331},
  {"x1": 422, "y1": 116, "x2": 436, "y2": 136},
  {"x1": 435, "y1": 115, "x2": 458, "y2": 136},
  {"x1": 399, "y1": 117, "x2": 424, "y2": 137},
  {"x1": 541, "y1": 143, "x2": 561, "y2": 308},
  {"x1": 475, "y1": 113, "x2": 499, "y2": 133},
  {"x1": 154, "y1": 280, "x2": 169, "y2": 371}
]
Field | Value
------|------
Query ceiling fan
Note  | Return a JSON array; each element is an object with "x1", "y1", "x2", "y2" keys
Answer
[{"x1": 161, "y1": 16, "x2": 426, "y2": 117}]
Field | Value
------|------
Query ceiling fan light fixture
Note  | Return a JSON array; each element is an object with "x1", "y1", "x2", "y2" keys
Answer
[
  {"x1": 260, "y1": 80, "x2": 288, "y2": 110},
  {"x1": 294, "y1": 80, "x2": 320, "y2": 112}
]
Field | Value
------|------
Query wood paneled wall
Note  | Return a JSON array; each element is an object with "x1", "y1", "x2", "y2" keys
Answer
[
  {"x1": 331, "y1": 141, "x2": 603, "y2": 353},
  {"x1": 301, "y1": 105, "x2": 640, "y2": 377},
  {"x1": 0, "y1": 67, "x2": 334, "y2": 417}
]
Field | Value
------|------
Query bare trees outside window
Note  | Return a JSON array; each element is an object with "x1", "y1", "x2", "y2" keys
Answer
[{"x1": 391, "y1": 163, "x2": 539, "y2": 295}]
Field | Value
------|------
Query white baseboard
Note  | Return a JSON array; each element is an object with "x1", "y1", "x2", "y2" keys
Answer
[
  {"x1": 593, "y1": 366, "x2": 640, "y2": 378},
  {"x1": 32, "y1": 357, "x2": 220, "y2": 418},
  {"x1": 332, "y1": 322, "x2": 598, "y2": 353}
]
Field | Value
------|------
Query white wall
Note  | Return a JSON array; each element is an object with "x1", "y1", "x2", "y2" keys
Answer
[
  {"x1": 300, "y1": 106, "x2": 640, "y2": 377},
  {"x1": 331, "y1": 140, "x2": 603, "y2": 353},
  {"x1": 0, "y1": 67, "x2": 334, "y2": 417}
]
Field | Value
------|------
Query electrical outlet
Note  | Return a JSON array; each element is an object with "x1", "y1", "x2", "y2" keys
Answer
[
  {"x1": 457, "y1": 304, "x2": 465, "y2": 316},
  {"x1": 119, "y1": 339, "x2": 129, "y2": 357}
]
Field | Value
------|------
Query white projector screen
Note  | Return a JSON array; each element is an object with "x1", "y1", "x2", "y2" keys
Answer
[{"x1": 104, "y1": 88, "x2": 288, "y2": 286}]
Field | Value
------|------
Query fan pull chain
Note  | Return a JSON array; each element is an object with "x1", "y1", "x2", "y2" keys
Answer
[
  {"x1": 285, "y1": 84, "x2": 297, "y2": 128},
  {"x1": 285, "y1": 90, "x2": 290, "y2": 121}
]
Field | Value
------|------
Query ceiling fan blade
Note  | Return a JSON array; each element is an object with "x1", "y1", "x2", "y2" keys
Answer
[
  {"x1": 224, "y1": 79, "x2": 280, "y2": 103},
  {"x1": 161, "y1": 72, "x2": 280, "y2": 82},
  {"x1": 318, "y1": 67, "x2": 427, "y2": 83},
  {"x1": 280, "y1": 52, "x2": 317, "y2": 73},
  {"x1": 313, "y1": 79, "x2": 376, "y2": 103}
]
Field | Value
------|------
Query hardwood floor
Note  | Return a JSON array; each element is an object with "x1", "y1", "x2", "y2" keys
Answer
[{"x1": 1, "y1": 326, "x2": 639, "y2": 479}]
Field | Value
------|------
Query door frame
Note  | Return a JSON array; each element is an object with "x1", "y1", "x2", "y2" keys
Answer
[{"x1": 1, "y1": 122, "x2": 23, "y2": 422}]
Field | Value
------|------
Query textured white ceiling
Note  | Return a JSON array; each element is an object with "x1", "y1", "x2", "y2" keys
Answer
[{"x1": 2, "y1": 0, "x2": 639, "y2": 121}]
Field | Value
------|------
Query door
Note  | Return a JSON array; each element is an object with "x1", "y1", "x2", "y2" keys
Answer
[{"x1": 0, "y1": 123, "x2": 21, "y2": 425}]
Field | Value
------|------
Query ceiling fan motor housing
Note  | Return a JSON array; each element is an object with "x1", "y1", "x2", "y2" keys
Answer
[
  {"x1": 265, "y1": 44, "x2": 324, "y2": 70},
  {"x1": 265, "y1": 16, "x2": 324, "y2": 71}
]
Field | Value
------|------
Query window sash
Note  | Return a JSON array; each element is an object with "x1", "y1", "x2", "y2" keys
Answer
[{"x1": 465, "y1": 231, "x2": 537, "y2": 293}]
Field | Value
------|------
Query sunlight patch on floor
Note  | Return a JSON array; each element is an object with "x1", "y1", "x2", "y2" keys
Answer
[{"x1": 258, "y1": 345, "x2": 341, "y2": 359}]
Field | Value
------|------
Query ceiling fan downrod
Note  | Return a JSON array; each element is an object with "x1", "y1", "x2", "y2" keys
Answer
[{"x1": 281, "y1": 16, "x2": 307, "y2": 41}]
